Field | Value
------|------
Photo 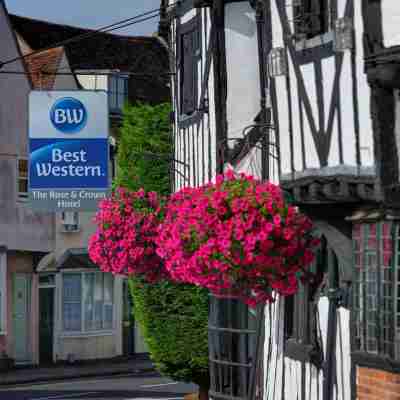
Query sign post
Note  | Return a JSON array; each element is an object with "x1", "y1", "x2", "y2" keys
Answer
[{"x1": 29, "y1": 91, "x2": 110, "y2": 211}]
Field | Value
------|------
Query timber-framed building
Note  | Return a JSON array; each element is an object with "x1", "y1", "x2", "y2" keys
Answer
[{"x1": 163, "y1": 0, "x2": 400, "y2": 399}]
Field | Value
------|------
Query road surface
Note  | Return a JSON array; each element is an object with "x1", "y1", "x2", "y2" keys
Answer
[{"x1": 0, "y1": 372, "x2": 198, "y2": 400}]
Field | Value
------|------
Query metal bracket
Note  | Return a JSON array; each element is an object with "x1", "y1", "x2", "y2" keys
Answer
[{"x1": 326, "y1": 287, "x2": 349, "y2": 308}]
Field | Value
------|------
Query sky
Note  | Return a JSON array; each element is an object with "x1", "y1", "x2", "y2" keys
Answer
[{"x1": 5, "y1": 0, "x2": 162, "y2": 36}]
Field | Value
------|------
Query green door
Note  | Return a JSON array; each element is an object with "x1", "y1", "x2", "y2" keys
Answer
[
  {"x1": 122, "y1": 280, "x2": 135, "y2": 356},
  {"x1": 13, "y1": 274, "x2": 31, "y2": 363},
  {"x1": 39, "y1": 287, "x2": 54, "y2": 364}
]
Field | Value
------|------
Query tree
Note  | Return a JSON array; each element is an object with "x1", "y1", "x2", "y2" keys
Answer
[{"x1": 115, "y1": 103, "x2": 210, "y2": 400}]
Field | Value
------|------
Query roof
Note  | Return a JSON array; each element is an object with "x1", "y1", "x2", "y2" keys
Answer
[
  {"x1": 24, "y1": 47, "x2": 64, "y2": 89},
  {"x1": 10, "y1": 14, "x2": 170, "y2": 104}
]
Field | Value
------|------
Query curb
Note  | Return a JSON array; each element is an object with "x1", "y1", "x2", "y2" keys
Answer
[{"x1": 0, "y1": 366, "x2": 157, "y2": 388}]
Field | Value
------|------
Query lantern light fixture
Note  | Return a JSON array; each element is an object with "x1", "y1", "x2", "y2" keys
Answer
[{"x1": 267, "y1": 47, "x2": 288, "y2": 78}]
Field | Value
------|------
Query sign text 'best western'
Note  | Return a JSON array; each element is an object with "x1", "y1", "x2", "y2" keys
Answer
[{"x1": 29, "y1": 91, "x2": 110, "y2": 211}]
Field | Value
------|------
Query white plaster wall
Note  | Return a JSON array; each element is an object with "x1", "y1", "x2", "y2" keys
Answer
[
  {"x1": 264, "y1": 295, "x2": 351, "y2": 400},
  {"x1": 271, "y1": 0, "x2": 374, "y2": 177},
  {"x1": 225, "y1": 2, "x2": 261, "y2": 143},
  {"x1": 353, "y1": 0, "x2": 374, "y2": 167},
  {"x1": 381, "y1": 0, "x2": 400, "y2": 48}
]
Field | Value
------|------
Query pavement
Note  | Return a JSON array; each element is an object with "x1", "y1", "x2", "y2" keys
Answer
[{"x1": 0, "y1": 355, "x2": 156, "y2": 387}]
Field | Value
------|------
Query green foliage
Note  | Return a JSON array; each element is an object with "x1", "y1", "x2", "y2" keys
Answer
[
  {"x1": 115, "y1": 103, "x2": 209, "y2": 388},
  {"x1": 129, "y1": 277, "x2": 209, "y2": 385},
  {"x1": 116, "y1": 103, "x2": 172, "y2": 195}
]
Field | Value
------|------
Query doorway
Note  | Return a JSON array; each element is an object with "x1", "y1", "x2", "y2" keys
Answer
[
  {"x1": 122, "y1": 280, "x2": 135, "y2": 356},
  {"x1": 13, "y1": 274, "x2": 31, "y2": 363},
  {"x1": 39, "y1": 287, "x2": 55, "y2": 364}
]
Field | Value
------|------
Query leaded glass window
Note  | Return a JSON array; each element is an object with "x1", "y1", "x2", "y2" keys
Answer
[{"x1": 353, "y1": 222, "x2": 396, "y2": 359}]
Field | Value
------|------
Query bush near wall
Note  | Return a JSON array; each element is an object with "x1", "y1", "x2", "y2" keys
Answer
[
  {"x1": 129, "y1": 277, "x2": 209, "y2": 387},
  {"x1": 116, "y1": 103, "x2": 210, "y2": 398},
  {"x1": 116, "y1": 102, "x2": 172, "y2": 195}
]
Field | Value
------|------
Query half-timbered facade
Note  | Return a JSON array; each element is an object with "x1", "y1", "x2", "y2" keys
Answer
[{"x1": 165, "y1": 0, "x2": 400, "y2": 399}]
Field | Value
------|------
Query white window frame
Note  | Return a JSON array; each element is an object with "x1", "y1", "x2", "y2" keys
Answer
[
  {"x1": 17, "y1": 157, "x2": 28, "y2": 202},
  {"x1": 0, "y1": 251, "x2": 7, "y2": 335},
  {"x1": 108, "y1": 73, "x2": 129, "y2": 113},
  {"x1": 60, "y1": 211, "x2": 80, "y2": 233},
  {"x1": 61, "y1": 271, "x2": 115, "y2": 336}
]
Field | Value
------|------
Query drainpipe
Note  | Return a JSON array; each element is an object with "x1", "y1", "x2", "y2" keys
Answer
[{"x1": 255, "y1": 1, "x2": 269, "y2": 181}]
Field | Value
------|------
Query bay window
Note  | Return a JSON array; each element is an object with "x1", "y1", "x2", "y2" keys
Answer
[{"x1": 63, "y1": 272, "x2": 114, "y2": 333}]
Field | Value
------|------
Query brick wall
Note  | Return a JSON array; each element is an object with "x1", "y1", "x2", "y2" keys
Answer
[{"x1": 357, "y1": 367, "x2": 400, "y2": 400}]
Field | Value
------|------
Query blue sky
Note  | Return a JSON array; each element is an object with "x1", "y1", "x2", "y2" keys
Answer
[{"x1": 5, "y1": 0, "x2": 162, "y2": 36}]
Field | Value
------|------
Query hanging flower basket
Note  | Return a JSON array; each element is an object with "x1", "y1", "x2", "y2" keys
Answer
[
  {"x1": 157, "y1": 171, "x2": 319, "y2": 306},
  {"x1": 89, "y1": 187, "x2": 167, "y2": 283}
]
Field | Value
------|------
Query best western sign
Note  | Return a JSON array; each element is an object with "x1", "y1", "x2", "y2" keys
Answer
[{"x1": 29, "y1": 91, "x2": 110, "y2": 211}]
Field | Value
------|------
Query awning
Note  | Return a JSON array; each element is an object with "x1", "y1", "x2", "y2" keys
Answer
[
  {"x1": 56, "y1": 248, "x2": 98, "y2": 270},
  {"x1": 36, "y1": 252, "x2": 57, "y2": 272}
]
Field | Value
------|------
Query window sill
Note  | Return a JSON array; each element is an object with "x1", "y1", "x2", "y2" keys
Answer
[
  {"x1": 60, "y1": 330, "x2": 115, "y2": 339},
  {"x1": 352, "y1": 351, "x2": 400, "y2": 374},
  {"x1": 60, "y1": 228, "x2": 81, "y2": 234}
]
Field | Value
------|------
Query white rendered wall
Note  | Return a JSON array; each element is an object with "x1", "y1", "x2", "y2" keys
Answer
[
  {"x1": 381, "y1": 0, "x2": 400, "y2": 48},
  {"x1": 270, "y1": 0, "x2": 374, "y2": 177}
]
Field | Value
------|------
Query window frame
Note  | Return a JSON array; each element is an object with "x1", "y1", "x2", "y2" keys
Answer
[
  {"x1": 177, "y1": 14, "x2": 201, "y2": 122},
  {"x1": 60, "y1": 211, "x2": 80, "y2": 233},
  {"x1": 108, "y1": 73, "x2": 129, "y2": 114},
  {"x1": 284, "y1": 236, "x2": 327, "y2": 366},
  {"x1": 61, "y1": 271, "x2": 115, "y2": 336},
  {"x1": 17, "y1": 157, "x2": 28, "y2": 202},
  {"x1": 293, "y1": 0, "x2": 331, "y2": 46},
  {"x1": 352, "y1": 221, "x2": 398, "y2": 360}
]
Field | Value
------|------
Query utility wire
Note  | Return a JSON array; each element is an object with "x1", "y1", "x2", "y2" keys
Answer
[{"x1": 0, "y1": 2, "x2": 177, "y2": 69}]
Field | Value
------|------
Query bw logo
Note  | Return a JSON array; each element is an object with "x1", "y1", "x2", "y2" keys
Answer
[{"x1": 50, "y1": 97, "x2": 87, "y2": 134}]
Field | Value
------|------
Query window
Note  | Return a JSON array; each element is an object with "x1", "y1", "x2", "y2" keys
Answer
[
  {"x1": 108, "y1": 74, "x2": 128, "y2": 113},
  {"x1": 284, "y1": 236, "x2": 327, "y2": 365},
  {"x1": 179, "y1": 17, "x2": 200, "y2": 116},
  {"x1": 61, "y1": 212, "x2": 80, "y2": 232},
  {"x1": 63, "y1": 272, "x2": 114, "y2": 333},
  {"x1": 17, "y1": 158, "x2": 28, "y2": 201},
  {"x1": 293, "y1": 0, "x2": 329, "y2": 40},
  {"x1": 353, "y1": 222, "x2": 399, "y2": 359}
]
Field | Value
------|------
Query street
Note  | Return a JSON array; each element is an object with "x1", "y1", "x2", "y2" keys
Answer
[{"x1": 0, "y1": 373, "x2": 197, "y2": 400}]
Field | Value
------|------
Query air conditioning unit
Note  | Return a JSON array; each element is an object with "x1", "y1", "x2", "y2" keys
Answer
[{"x1": 61, "y1": 212, "x2": 80, "y2": 232}]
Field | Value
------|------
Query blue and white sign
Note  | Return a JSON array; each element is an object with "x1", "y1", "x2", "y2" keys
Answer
[{"x1": 29, "y1": 91, "x2": 110, "y2": 211}]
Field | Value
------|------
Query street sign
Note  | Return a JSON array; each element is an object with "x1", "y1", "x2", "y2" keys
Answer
[{"x1": 29, "y1": 91, "x2": 110, "y2": 211}]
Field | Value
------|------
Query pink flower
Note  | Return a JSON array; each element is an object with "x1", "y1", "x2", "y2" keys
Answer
[{"x1": 155, "y1": 171, "x2": 319, "y2": 307}]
